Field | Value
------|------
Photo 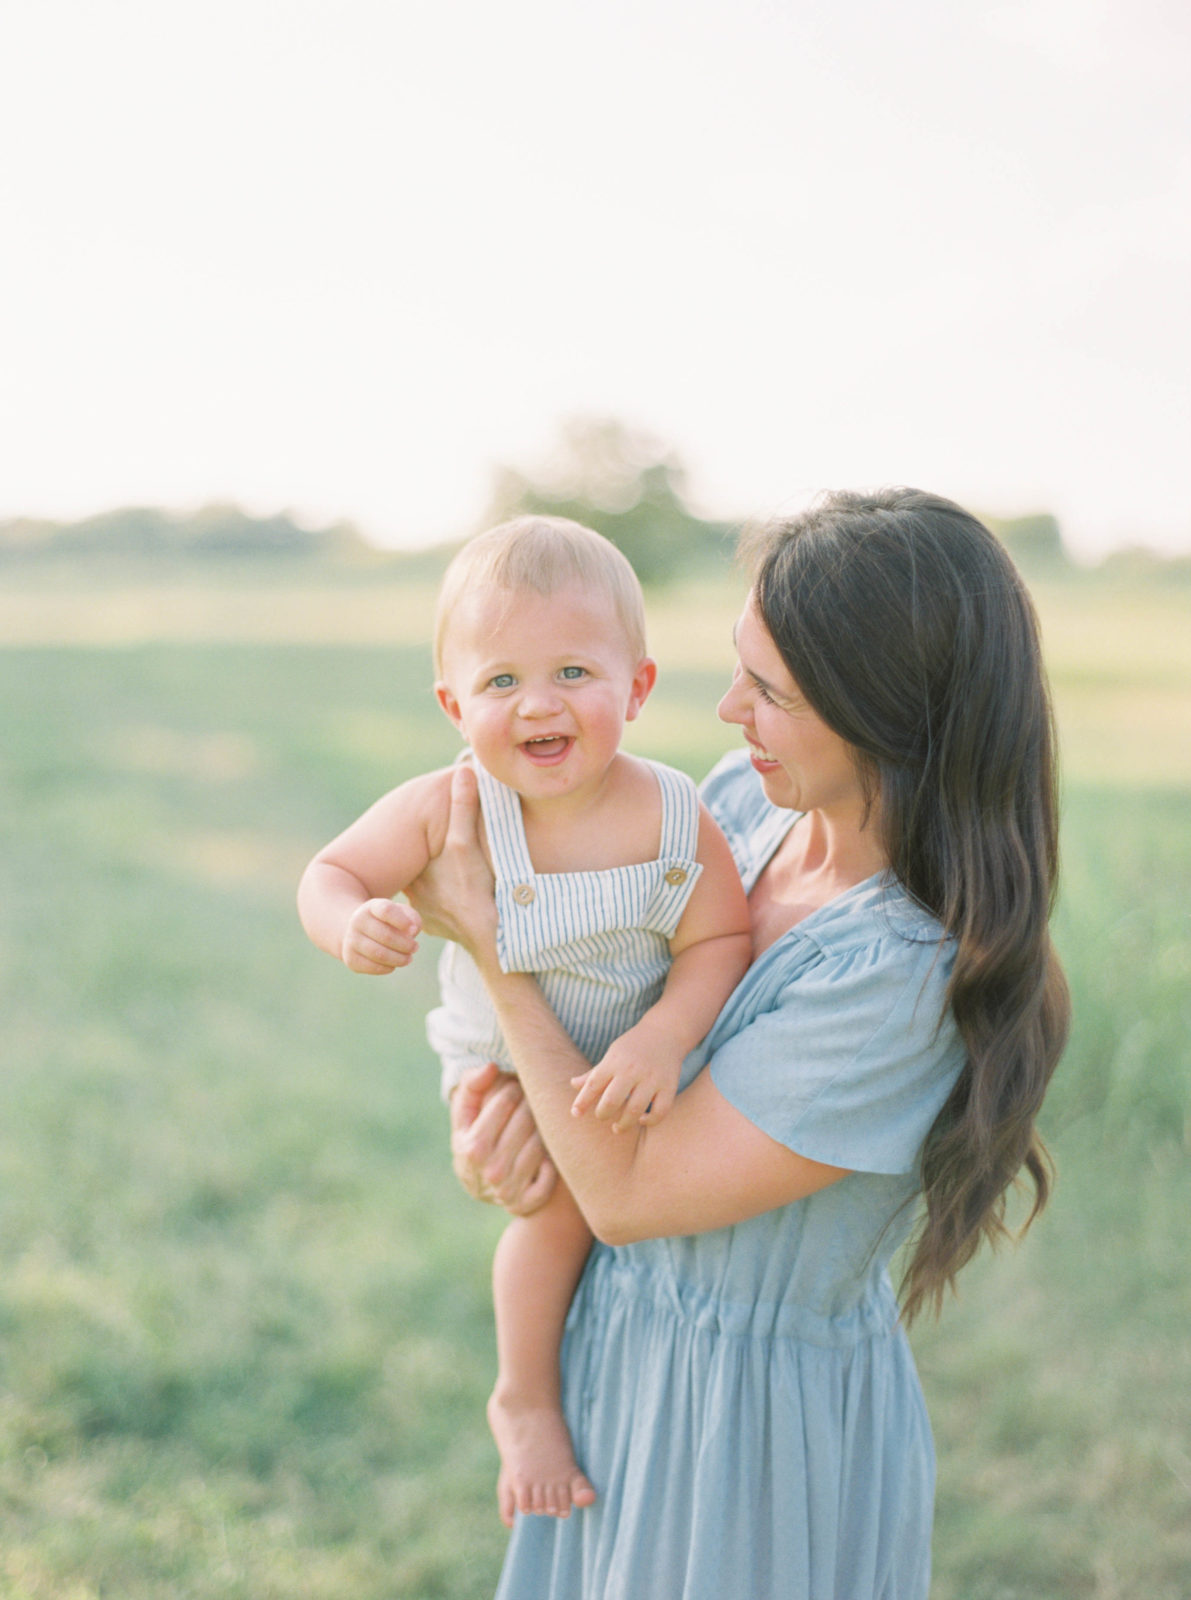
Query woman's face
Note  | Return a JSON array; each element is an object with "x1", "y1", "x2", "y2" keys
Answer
[{"x1": 718, "y1": 596, "x2": 868, "y2": 819}]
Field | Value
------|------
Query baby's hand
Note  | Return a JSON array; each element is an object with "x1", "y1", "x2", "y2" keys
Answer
[
  {"x1": 341, "y1": 898, "x2": 421, "y2": 974},
  {"x1": 570, "y1": 1024, "x2": 680, "y2": 1134}
]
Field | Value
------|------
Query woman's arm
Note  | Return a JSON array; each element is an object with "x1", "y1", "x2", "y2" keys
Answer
[
  {"x1": 408, "y1": 767, "x2": 848, "y2": 1244},
  {"x1": 473, "y1": 962, "x2": 847, "y2": 1244}
]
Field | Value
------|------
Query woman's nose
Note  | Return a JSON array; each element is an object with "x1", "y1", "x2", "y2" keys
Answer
[{"x1": 717, "y1": 667, "x2": 746, "y2": 725}]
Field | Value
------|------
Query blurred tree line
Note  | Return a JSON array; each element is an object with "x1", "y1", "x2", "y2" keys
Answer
[
  {"x1": 2, "y1": 418, "x2": 1186, "y2": 585},
  {"x1": 0, "y1": 503, "x2": 369, "y2": 563}
]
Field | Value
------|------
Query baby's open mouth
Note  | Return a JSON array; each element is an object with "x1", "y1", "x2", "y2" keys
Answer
[{"x1": 520, "y1": 735, "x2": 573, "y2": 763}]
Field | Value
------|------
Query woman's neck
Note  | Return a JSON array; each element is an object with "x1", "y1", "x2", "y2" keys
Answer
[
  {"x1": 792, "y1": 803, "x2": 888, "y2": 885},
  {"x1": 750, "y1": 805, "x2": 889, "y2": 953}
]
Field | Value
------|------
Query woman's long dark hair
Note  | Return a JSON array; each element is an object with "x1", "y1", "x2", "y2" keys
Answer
[{"x1": 750, "y1": 488, "x2": 1071, "y2": 1323}]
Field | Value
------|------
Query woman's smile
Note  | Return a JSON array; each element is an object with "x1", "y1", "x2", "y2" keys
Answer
[{"x1": 744, "y1": 735, "x2": 781, "y2": 768}]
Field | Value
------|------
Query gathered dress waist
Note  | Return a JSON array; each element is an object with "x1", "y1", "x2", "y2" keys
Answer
[{"x1": 578, "y1": 1242, "x2": 903, "y2": 1351}]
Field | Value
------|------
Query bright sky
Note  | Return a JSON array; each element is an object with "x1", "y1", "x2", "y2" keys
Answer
[{"x1": 2, "y1": 0, "x2": 1188, "y2": 558}]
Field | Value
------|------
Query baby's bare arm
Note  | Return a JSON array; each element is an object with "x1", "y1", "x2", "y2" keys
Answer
[{"x1": 297, "y1": 768, "x2": 453, "y2": 972}]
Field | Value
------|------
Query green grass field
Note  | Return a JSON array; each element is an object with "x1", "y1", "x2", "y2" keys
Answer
[{"x1": 0, "y1": 560, "x2": 1188, "y2": 1598}]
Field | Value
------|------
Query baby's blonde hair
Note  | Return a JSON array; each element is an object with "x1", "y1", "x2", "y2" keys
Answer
[{"x1": 433, "y1": 515, "x2": 647, "y2": 677}]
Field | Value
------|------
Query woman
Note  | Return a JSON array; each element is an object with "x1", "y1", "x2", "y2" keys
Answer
[{"x1": 409, "y1": 488, "x2": 1070, "y2": 1599}]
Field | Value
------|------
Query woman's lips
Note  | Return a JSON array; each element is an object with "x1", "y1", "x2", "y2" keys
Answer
[{"x1": 746, "y1": 740, "x2": 780, "y2": 768}]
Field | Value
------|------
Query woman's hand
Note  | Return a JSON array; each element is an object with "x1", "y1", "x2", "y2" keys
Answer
[
  {"x1": 405, "y1": 764, "x2": 499, "y2": 965},
  {"x1": 412, "y1": 770, "x2": 554, "y2": 1214},
  {"x1": 450, "y1": 1062, "x2": 558, "y2": 1216}
]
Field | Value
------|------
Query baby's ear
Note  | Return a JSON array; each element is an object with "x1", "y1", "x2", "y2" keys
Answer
[
  {"x1": 625, "y1": 657, "x2": 658, "y2": 722},
  {"x1": 434, "y1": 682, "x2": 465, "y2": 733}
]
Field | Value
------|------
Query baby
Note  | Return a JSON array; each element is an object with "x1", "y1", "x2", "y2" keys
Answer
[{"x1": 298, "y1": 515, "x2": 751, "y2": 1527}]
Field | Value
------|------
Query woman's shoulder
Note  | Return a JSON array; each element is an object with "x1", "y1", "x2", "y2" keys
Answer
[
  {"x1": 698, "y1": 861, "x2": 954, "y2": 1059},
  {"x1": 751, "y1": 881, "x2": 952, "y2": 1040},
  {"x1": 705, "y1": 878, "x2": 961, "y2": 1177},
  {"x1": 799, "y1": 874, "x2": 950, "y2": 958}
]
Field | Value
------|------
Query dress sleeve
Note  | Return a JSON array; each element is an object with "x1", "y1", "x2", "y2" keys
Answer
[{"x1": 708, "y1": 935, "x2": 965, "y2": 1176}]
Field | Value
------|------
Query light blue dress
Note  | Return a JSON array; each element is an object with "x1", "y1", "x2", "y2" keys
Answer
[
  {"x1": 427, "y1": 757, "x2": 704, "y2": 1098},
  {"x1": 495, "y1": 752, "x2": 967, "y2": 1600}
]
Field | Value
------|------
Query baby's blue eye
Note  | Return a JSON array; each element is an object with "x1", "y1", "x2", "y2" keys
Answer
[
  {"x1": 490, "y1": 673, "x2": 516, "y2": 689},
  {"x1": 559, "y1": 666, "x2": 587, "y2": 680}
]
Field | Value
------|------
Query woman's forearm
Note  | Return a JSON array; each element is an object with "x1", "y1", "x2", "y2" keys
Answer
[
  {"x1": 473, "y1": 955, "x2": 644, "y2": 1239},
  {"x1": 479, "y1": 955, "x2": 846, "y2": 1245}
]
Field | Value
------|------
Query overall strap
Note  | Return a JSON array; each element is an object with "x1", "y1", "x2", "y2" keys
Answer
[
  {"x1": 651, "y1": 761, "x2": 701, "y2": 860},
  {"x1": 473, "y1": 760, "x2": 535, "y2": 883}
]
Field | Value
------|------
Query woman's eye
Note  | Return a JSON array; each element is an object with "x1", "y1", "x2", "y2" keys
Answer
[
  {"x1": 754, "y1": 682, "x2": 776, "y2": 705},
  {"x1": 559, "y1": 666, "x2": 587, "y2": 681},
  {"x1": 489, "y1": 673, "x2": 516, "y2": 690}
]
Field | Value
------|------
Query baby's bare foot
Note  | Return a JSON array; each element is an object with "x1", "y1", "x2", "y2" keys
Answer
[{"x1": 487, "y1": 1389, "x2": 597, "y2": 1527}]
